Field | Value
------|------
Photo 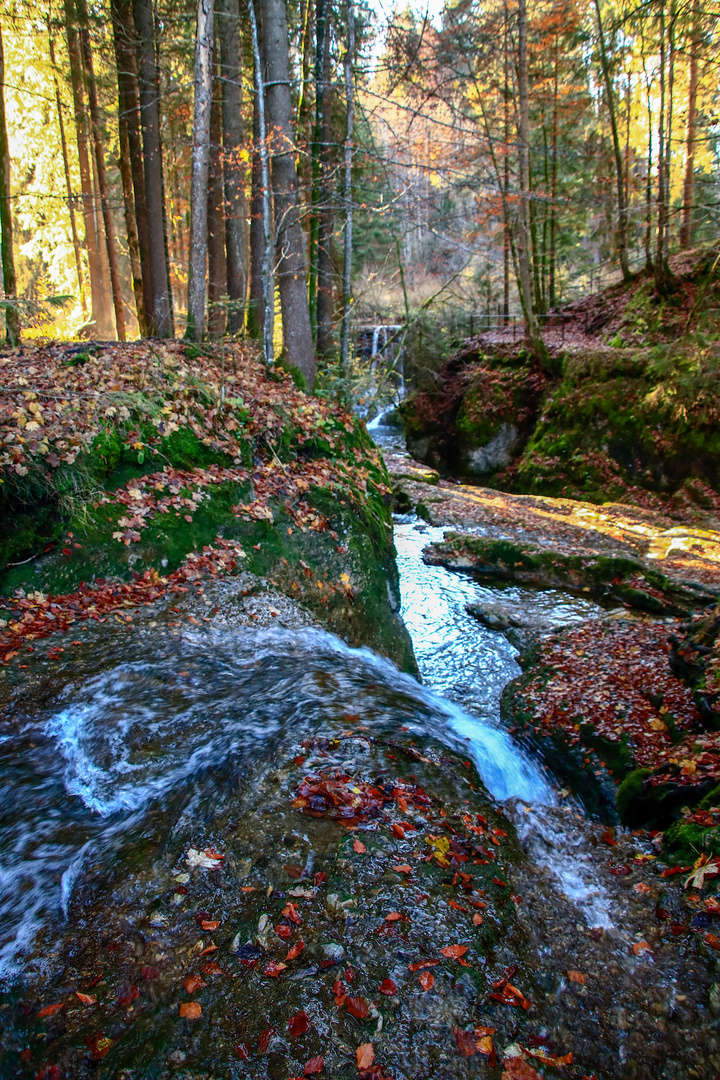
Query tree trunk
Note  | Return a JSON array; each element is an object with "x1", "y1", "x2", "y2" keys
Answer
[
  {"x1": 249, "y1": 0, "x2": 274, "y2": 364},
  {"x1": 207, "y1": 67, "x2": 227, "y2": 338},
  {"x1": 218, "y1": 0, "x2": 249, "y2": 334},
  {"x1": 316, "y1": 8, "x2": 334, "y2": 357},
  {"x1": 593, "y1": 0, "x2": 632, "y2": 282},
  {"x1": 132, "y1": 0, "x2": 174, "y2": 336},
  {"x1": 75, "y1": 0, "x2": 126, "y2": 341},
  {"x1": 0, "y1": 24, "x2": 19, "y2": 345},
  {"x1": 186, "y1": 0, "x2": 215, "y2": 340},
  {"x1": 248, "y1": 78, "x2": 266, "y2": 341},
  {"x1": 48, "y1": 29, "x2": 87, "y2": 316},
  {"x1": 503, "y1": 13, "x2": 510, "y2": 323},
  {"x1": 654, "y1": 0, "x2": 672, "y2": 296},
  {"x1": 63, "y1": 0, "x2": 112, "y2": 337},
  {"x1": 679, "y1": 2, "x2": 699, "y2": 248},
  {"x1": 260, "y1": 0, "x2": 315, "y2": 388},
  {"x1": 516, "y1": 0, "x2": 548, "y2": 366},
  {"x1": 111, "y1": 0, "x2": 153, "y2": 334},
  {"x1": 339, "y1": 0, "x2": 354, "y2": 374}
]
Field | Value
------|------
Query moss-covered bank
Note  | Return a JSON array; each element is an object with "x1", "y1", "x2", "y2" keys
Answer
[{"x1": 0, "y1": 341, "x2": 414, "y2": 670}]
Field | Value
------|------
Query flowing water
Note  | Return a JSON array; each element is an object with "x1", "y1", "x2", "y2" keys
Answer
[{"x1": 0, "y1": 436, "x2": 717, "y2": 1076}]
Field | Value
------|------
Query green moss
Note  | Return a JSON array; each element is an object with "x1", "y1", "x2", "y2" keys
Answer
[{"x1": 664, "y1": 819, "x2": 720, "y2": 864}]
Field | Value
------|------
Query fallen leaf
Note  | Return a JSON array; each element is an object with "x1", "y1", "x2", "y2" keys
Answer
[
  {"x1": 258, "y1": 1026, "x2": 275, "y2": 1053},
  {"x1": 477, "y1": 1034, "x2": 495, "y2": 1062},
  {"x1": 408, "y1": 959, "x2": 439, "y2": 971},
  {"x1": 185, "y1": 848, "x2": 223, "y2": 870},
  {"x1": 264, "y1": 961, "x2": 287, "y2": 977},
  {"x1": 304, "y1": 1056, "x2": 324, "y2": 1075},
  {"x1": 419, "y1": 971, "x2": 434, "y2": 991},
  {"x1": 85, "y1": 1033, "x2": 113, "y2": 1061},
  {"x1": 286, "y1": 940, "x2": 306, "y2": 961},
  {"x1": 440, "y1": 944, "x2": 468, "y2": 959},
  {"x1": 685, "y1": 855, "x2": 720, "y2": 891},
  {"x1": 390, "y1": 824, "x2": 406, "y2": 839},
  {"x1": 473, "y1": 912, "x2": 483, "y2": 925},
  {"x1": 75, "y1": 992, "x2": 96, "y2": 1005},
  {"x1": 199, "y1": 944, "x2": 218, "y2": 955},
  {"x1": 200, "y1": 920, "x2": 219, "y2": 931},
  {"x1": 384, "y1": 911, "x2": 403, "y2": 922},
  {"x1": 37, "y1": 1004, "x2": 65, "y2": 1018},
  {"x1": 454, "y1": 1028, "x2": 478, "y2": 1056},
  {"x1": 288, "y1": 1010, "x2": 311, "y2": 1037},
  {"x1": 183, "y1": 975, "x2": 207, "y2": 994},
  {"x1": 449, "y1": 900, "x2": 468, "y2": 912},
  {"x1": 632, "y1": 941, "x2": 651, "y2": 955},
  {"x1": 633, "y1": 883, "x2": 654, "y2": 895},
  {"x1": 378, "y1": 978, "x2": 396, "y2": 995},
  {"x1": 283, "y1": 902, "x2": 303, "y2": 925},
  {"x1": 353, "y1": 839, "x2": 367, "y2": 854},
  {"x1": 345, "y1": 995, "x2": 369, "y2": 1019},
  {"x1": 356, "y1": 1043, "x2": 374, "y2": 1070},
  {"x1": 501, "y1": 1056, "x2": 542, "y2": 1080},
  {"x1": 392, "y1": 864, "x2": 412, "y2": 873},
  {"x1": 705, "y1": 932, "x2": 720, "y2": 951},
  {"x1": 236, "y1": 1043, "x2": 251, "y2": 1060},
  {"x1": 567, "y1": 970, "x2": 587, "y2": 984},
  {"x1": 202, "y1": 961, "x2": 223, "y2": 975},
  {"x1": 179, "y1": 1002, "x2": 202, "y2": 1019}
]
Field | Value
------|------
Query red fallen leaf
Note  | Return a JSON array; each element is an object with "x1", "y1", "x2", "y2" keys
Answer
[
  {"x1": 285, "y1": 939, "x2": 306, "y2": 961},
  {"x1": 294, "y1": 756, "x2": 306, "y2": 767},
  {"x1": 705, "y1": 932, "x2": 720, "y2": 951},
  {"x1": 457, "y1": 957, "x2": 472, "y2": 967},
  {"x1": 419, "y1": 971, "x2": 434, "y2": 991},
  {"x1": 632, "y1": 941, "x2": 651, "y2": 955},
  {"x1": 449, "y1": 900, "x2": 468, "y2": 912},
  {"x1": 200, "y1": 920, "x2": 219, "y2": 931},
  {"x1": 345, "y1": 967, "x2": 355, "y2": 982},
  {"x1": 37, "y1": 1003, "x2": 65, "y2": 1018},
  {"x1": 609, "y1": 864, "x2": 631, "y2": 876},
  {"x1": 140, "y1": 966, "x2": 159, "y2": 980},
  {"x1": 283, "y1": 902, "x2": 302, "y2": 925},
  {"x1": 454, "y1": 1028, "x2": 478, "y2": 1056},
  {"x1": 353, "y1": 838, "x2": 367, "y2": 854},
  {"x1": 661, "y1": 865, "x2": 691, "y2": 878},
  {"x1": 390, "y1": 824, "x2": 406, "y2": 839},
  {"x1": 236, "y1": 1042, "x2": 251, "y2": 1060},
  {"x1": 670, "y1": 924, "x2": 686, "y2": 936},
  {"x1": 440, "y1": 945, "x2": 468, "y2": 959},
  {"x1": 276, "y1": 924, "x2": 294, "y2": 940},
  {"x1": 502, "y1": 1057, "x2": 542, "y2": 1080},
  {"x1": 356, "y1": 1043, "x2": 374, "y2": 1070},
  {"x1": 61, "y1": 548, "x2": 72, "y2": 556},
  {"x1": 179, "y1": 1002, "x2": 202, "y2": 1019},
  {"x1": 116, "y1": 983, "x2": 140, "y2": 1006},
  {"x1": 384, "y1": 911, "x2": 403, "y2": 922},
  {"x1": 183, "y1": 975, "x2": 207, "y2": 994},
  {"x1": 633, "y1": 882, "x2": 654, "y2": 895},
  {"x1": 473, "y1": 913, "x2": 483, "y2": 925},
  {"x1": 392, "y1": 864, "x2": 412, "y2": 873},
  {"x1": 285, "y1": 865, "x2": 304, "y2": 878},
  {"x1": 313, "y1": 872, "x2": 326, "y2": 886},
  {"x1": 258, "y1": 1026, "x2": 275, "y2": 1053},
  {"x1": 264, "y1": 961, "x2": 287, "y2": 977},
  {"x1": 378, "y1": 979, "x2": 396, "y2": 995},
  {"x1": 345, "y1": 995, "x2": 369, "y2": 1019},
  {"x1": 304, "y1": 1055, "x2": 324, "y2": 1074},
  {"x1": 601, "y1": 828, "x2": 617, "y2": 846},
  {"x1": 85, "y1": 1032, "x2": 114, "y2": 1060},
  {"x1": 199, "y1": 944, "x2": 218, "y2": 955},
  {"x1": 408, "y1": 959, "x2": 439, "y2": 971},
  {"x1": 202, "y1": 961, "x2": 223, "y2": 975},
  {"x1": 75, "y1": 992, "x2": 96, "y2": 1004},
  {"x1": 493, "y1": 877, "x2": 508, "y2": 887},
  {"x1": 35, "y1": 1068, "x2": 61, "y2": 1080},
  {"x1": 288, "y1": 1010, "x2": 311, "y2": 1037},
  {"x1": 567, "y1": 970, "x2": 587, "y2": 984},
  {"x1": 333, "y1": 979, "x2": 345, "y2": 997}
]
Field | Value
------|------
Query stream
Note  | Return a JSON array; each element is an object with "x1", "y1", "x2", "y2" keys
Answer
[{"x1": 0, "y1": 432, "x2": 717, "y2": 1077}]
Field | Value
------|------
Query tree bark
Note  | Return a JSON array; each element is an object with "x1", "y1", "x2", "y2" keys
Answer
[
  {"x1": 516, "y1": 0, "x2": 548, "y2": 366},
  {"x1": 111, "y1": 0, "x2": 152, "y2": 334},
  {"x1": 260, "y1": 0, "x2": 315, "y2": 387},
  {"x1": 248, "y1": 0, "x2": 274, "y2": 365},
  {"x1": 76, "y1": 0, "x2": 126, "y2": 341},
  {"x1": 0, "y1": 24, "x2": 19, "y2": 345},
  {"x1": 218, "y1": 0, "x2": 249, "y2": 334},
  {"x1": 132, "y1": 0, "x2": 174, "y2": 336},
  {"x1": 207, "y1": 67, "x2": 227, "y2": 338},
  {"x1": 316, "y1": 6, "x2": 334, "y2": 357},
  {"x1": 248, "y1": 77, "x2": 266, "y2": 341},
  {"x1": 593, "y1": 0, "x2": 632, "y2": 282},
  {"x1": 654, "y1": 0, "x2": 672, "y2": 296},
  {"x1": 340, "y1": 0, "x2": 354, "y2": 374},
  {"x1": 48, "y1": 29, "x2": 87, "y2": 316},
  {"x1": 679, "y1": 1, "x2": 699, "y2": 248},
  {"x1": 186, "y1": 0, "x2": 215, "y2": 340},
  {"x1": 63, "y1": 0, "x2": 113, "y2": 337}
]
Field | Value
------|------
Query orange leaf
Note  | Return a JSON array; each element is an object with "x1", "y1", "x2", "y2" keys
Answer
[
  {"x1": 632, "y1": 941, "x2": 651, "y2": 955},
  {"x1": 632, "y1": 883, "x2": 653, "y2": 895},
  {"x1": 200, "y1": 920, "x2": 219, "y2": 931},
  {"x1": 418, "y1": 971, "x2": 434, "y2": 991},
  {"x1": 449, "y1": 900, "x2": 468, "y2": 912},
  {"x1": 501, "y1": 1057, "x2": 542, "y2": 1080},
  {"x1": 705, "y1": 932, "x2": 720, "y2": 951},
  {"x1": 264, "y1": 961, "x2": 287, "y2": 977},
  {"x1": 285, "y1": 939, "x2": 306, "y2": 961},
  {"x1": 345, "y1": 995, "x2": 369, "y2": 1019},
  {"x1": 37, "y1": 1004, "x2": 65, "y2": 1018},
  {"x1": 353, "y1": 839, "x2": 367, "y2": 854},
  {"x1": 356, "y1": 1043, "x2": 374, "y2": 1070},
  {"x1": 183, "y1": 975, "x2": 207, "y2": 994},
  {"x1": 202, "y1": 962, "x2": 223, "y2": 975},
  {"x1": 473, "y1": 913, "x2": 483, "y2": 925},
  {"x1": 75, "y1": 992, "x2": 96, "y2": 1005},
  {"x1": 408, "y1": 959, "x2": 439, "y2": 971},
  {"x1": 199, "y1": 944, "x2": 218, "y2": 955},
  {"x1": 179, "y1": 1002, "x2": 202, "y2": 1019},
  {"x1": 390, "y1": 824, "x2": 406, "y2": 839},
  {"x1": 392, "y1": 864, "x2": 412, "y2": 873},
  {"x1": 440, "y1": 944, "x2": 468, "y2": 959},
  {"x1": 384, "y1": 911, "x2": 403, "y2": 922},
  {"x1": 567, "y1": 970, "x2": 587, "y2": 984}
]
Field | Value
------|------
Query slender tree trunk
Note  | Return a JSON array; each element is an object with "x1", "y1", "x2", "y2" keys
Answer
[
  {"x1": 111, "y1": 0, "x2": 152, "y2": 333},
  {"x1": 340, "y1": 0, "x2": 354, "y2": 374},
  {"x1": 64, "y1": 0, "x2": 112, "y2": 336},
  {"x1": 679, "y1": 2, "x2": 699, "y2": 248},
  {"x1": 218, "y1": 0, "x2": 249, "y2": 333},
  {"x1": 308, "y1": 0, "x2": 327, "y2": 340},
  {"x1": 516, "y1": 0, "x2": 548, "y2": 365},
  {"x1": 316, "y1": 12, "x2": 334, "y2": 357},
  {"x1": 207, "y1": 67, "x2": 227, "y2": 338},
  {"x1": 248, "y1": 0, "x2": 274, "y2": 364},
  {"x1": 297, "y1": 0, "x2": 314, "y2": 267},
  {"x1": 48, "y1": 30, "x2": 87, "y2": 316},
  {"x1": 74, "y1": 0, "x2": 126, "y2": 340},
  {"x1": 503, "y1": 12, "x2": 510, "y2": 323},
  {"x1": 593, "y1": 0, "x2": 632, "y2": 282},
  {"x1": 549, "y1": 38, "x2": 558, "y2": 308},
  {"x1": 665, "y1": 4, "x2": 675, "y2": 264},
  {"x1": 132, "y1": 0, "x2": 173, "y2": 336},
  {"x1": 260, "y1": 0, "x2": 315, "y2": 387},
  {"x1": 655, "y1": 0, "x2": 672, "y2": 295},
  {"x1": 186, "y1": 0, "x2": 215, "y2": 340},
  {"x1": 0, "y1": 24, "x2": 19, "y2": 345},
  {"x1": 248, "y1": 78, "x2": 266, "y2": 341},
  {"x1": 117, "y1": 116, "x2": 144, "y2": 334}
]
